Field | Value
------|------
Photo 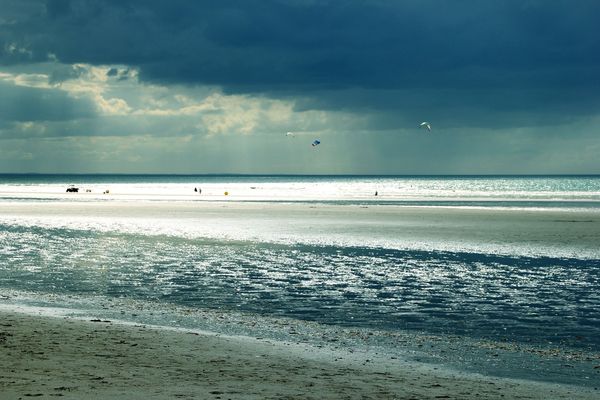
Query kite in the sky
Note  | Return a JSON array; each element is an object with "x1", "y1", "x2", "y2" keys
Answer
[
  {"x1": 286, "y1": 131, "x2": 294, "y2": 137},
  {"x1": 420, "y1": 122, "x2": 431, "y2": 132},
  {"x1": 311, "y1": 139, "x2": 321, "y2": 147}
]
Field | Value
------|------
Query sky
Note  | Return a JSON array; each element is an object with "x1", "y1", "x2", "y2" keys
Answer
[{"x1": 1, "y1": 0, "x2": 599, "y2": 175}]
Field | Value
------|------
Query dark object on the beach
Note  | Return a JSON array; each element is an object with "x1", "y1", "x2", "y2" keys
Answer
[
  {"x1": 375, "y1": 191, "x2": 378, "y2": 196},
  {"x1": 66, "y1": 187, "x2": 79, "y2": 193},
  {"x1": 194, "y1": 187, "x2": 197, "y2": 192}
]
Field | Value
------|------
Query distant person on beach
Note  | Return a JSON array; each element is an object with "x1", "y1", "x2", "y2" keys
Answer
[{"x1": 375, "y1": 191, "x2": 378, "y2": 196}]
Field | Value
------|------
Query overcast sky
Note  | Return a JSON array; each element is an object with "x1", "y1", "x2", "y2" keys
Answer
[{"x1": 1, "y1": 0, "x2": 599, "y2": 174}]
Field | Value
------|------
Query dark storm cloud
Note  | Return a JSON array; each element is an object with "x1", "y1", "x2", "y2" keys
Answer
[
  {"x1": 47, "y1": 63, "x2": 86, "y2": 84},
  {"x1": 105, "y1": 67, "x2": 133, "y2": 81},
  {"x1": 1, "y1": 0, "x2": 599, "y2": 127},
  {"x1": 0, "y1": 81, "x2": 95, "y2": 122},
  {"x1": 292, "y1": 85, "x2": 600, "y2": 130}
]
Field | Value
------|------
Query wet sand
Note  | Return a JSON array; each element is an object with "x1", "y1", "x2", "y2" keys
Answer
[
  {"x1": 1, "y1": 200, "x2": 599, "y2": 258},
  {"x1": 1, "y1": 310, "x2": 597, "y2": 400},
  {"x1": 2, "y1": 201, "x2": 599, "y2": 398}
]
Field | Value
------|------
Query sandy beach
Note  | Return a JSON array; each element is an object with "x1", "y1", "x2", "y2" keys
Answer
[
  {"x1": 2, "y1": 198, "x2": 600, "y2": 398},
  {"x1": 1, "y1": 310, "x2": 597, "y2": 400}
]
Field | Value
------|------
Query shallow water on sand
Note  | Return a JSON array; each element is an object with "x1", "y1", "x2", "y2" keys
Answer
[
  {"x1": 1, "y1": 222, "x2": 598, "y2": 348},
  {"x1": 1, "y1": 175, "x2": 600, "y2": 388},
  {"x1": 1, "y1": 217, "x2": 600, "y2": 387}
]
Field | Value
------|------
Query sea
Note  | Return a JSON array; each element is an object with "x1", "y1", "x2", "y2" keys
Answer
[{"x1": 1, "y1": 174, "x2": 599, "y2": 388}]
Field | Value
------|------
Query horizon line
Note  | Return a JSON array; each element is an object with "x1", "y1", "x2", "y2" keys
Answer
[{"x1": 1, "y1": 173, "x2": 600, "y2": 178}]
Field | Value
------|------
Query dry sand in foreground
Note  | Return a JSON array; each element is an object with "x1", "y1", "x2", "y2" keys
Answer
[{"x1": 0, "y1": 311, "x2": 597, "y2": 400}]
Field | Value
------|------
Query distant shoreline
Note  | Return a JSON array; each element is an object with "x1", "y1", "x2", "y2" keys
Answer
[{"x1": 2, "y1": 174, "x2": 600, "y2": 211}]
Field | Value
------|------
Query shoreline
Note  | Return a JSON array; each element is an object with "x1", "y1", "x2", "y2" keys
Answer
[
  {"x1": 2, "y1": 191, "x2": 600, "y2": 206},
  {"x1": 1, "y1": 309, "x2": 598, "y2": 400},
  {"x1": 2, "y1": 293, "x2": 599, "y2": 390}
]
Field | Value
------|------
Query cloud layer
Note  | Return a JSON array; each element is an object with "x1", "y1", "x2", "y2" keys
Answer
[{"x1": 1, "y1": 0, "x2": 599, "y2": 173}]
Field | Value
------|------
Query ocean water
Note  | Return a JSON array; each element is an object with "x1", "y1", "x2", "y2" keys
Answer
[{"x1": 1, "y1": 174, "x2": 599, "y2": 387}]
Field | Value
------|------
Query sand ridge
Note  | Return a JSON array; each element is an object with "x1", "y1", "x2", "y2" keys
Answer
[{"x1": 1, "y1": 200, "x2": 600, "y2": 259}]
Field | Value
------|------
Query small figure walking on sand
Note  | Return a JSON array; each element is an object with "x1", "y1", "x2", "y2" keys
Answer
[{"x1": 375, "y1": 191, "x2": 378, "y2": 196}]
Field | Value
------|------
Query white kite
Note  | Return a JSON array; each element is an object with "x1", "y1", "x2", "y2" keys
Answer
[
  {"x1": 286, "y1": 131, "x2": 294, "y2": 137},
  {"x1": 420, "y1": 122, "x2": 431, "y2": 132}
]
